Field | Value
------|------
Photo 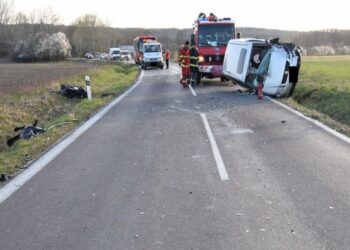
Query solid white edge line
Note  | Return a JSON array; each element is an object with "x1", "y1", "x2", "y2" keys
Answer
[
  {"x1": 0, "y1": 71, "x2": 145, "y2": 204},
  {"x1": 200, "y1": 113, "x2": 229, "y2": 181},
  {"x1": 266, "y1": 96, "x2": 350, "y2": 144},
  {"x1": 189, "y1": 85, "x2": 197, "y2": 96}
]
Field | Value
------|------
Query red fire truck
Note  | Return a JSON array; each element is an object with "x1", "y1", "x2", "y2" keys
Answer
[
  {"x1": 191, "y1": 15, "x2": 237, "y2": 82},
  {"x1": 133, "y1": 35, "x2": 157, "y2": 65}
]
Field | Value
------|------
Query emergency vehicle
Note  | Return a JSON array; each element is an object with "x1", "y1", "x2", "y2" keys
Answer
[
  {"x1": 133, "y1": 35, "x2": 157, "y2": 65},
  {"x1": 191, "y1": 15, "x2": 237, "y2": 83}
]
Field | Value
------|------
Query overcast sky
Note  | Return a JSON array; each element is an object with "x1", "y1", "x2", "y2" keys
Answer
[{"x1": 13, "y1": 0, "x2": 350, "y2": 31}]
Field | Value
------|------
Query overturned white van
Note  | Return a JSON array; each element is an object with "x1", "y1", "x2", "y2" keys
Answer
[{"x1": 223, "y1": 38, "x2": 301, "y2": 97}]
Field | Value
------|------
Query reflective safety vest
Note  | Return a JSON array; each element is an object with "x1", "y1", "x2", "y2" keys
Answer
[
  {"x1": 178, "y1": 47, "x2": 190, "y2": 68},
  {"x1": 189, "y1": 48, "x2": 199, "y2": 69}
]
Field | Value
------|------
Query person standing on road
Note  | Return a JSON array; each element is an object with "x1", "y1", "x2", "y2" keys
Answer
[
  {"x1": 189, "y1": 42, "x2": 200, "y2": 87},
  {"x1": 165, "y1": 49, "x2": 171, "y2": 69},
  {"x1": 178, "y1": 41, "x2": 190, "y2": 87}
]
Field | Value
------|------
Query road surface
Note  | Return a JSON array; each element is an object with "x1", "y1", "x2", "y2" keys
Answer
[{"x1": 0, "y1": 64, "x2": 349, "y2": 250}]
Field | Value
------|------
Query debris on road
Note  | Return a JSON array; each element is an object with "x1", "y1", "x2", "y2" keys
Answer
[
  {"x1": 0, "y1": 174, "x2": 8, "y2": 182},
  {"x1": 101, "y1": 92, "x2": 116, "y2": 98},
  {"x1": 59, "y1": 84, "x2": 87, "y2": 99},
  {"x1": 23, "y1": 155, "x2": 33, "y2": 162},
  {"x1": 7, "y1": 120, "x2": 46, "y2": 147}
]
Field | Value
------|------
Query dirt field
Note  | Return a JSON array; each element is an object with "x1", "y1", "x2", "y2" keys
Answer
[{"x1": 0, "y1": 61, "x2": 98, "y2": 94}]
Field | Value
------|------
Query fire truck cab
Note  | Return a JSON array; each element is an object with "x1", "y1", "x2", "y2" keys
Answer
[{"x1": 191, "y1": 15, "x2": 236, "y2": 82}]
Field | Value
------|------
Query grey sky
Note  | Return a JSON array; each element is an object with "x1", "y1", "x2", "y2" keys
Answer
[{"x1": 13, "y1": 0, "x2": 350, "y2": 31}]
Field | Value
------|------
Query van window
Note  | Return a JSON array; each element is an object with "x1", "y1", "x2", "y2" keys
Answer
[
  {"x1": 237, "y1": 48, "x2": 247, "y2": 74},
  {"x1": 144, "y1": 45, "x2": 161, "y2": 53}
]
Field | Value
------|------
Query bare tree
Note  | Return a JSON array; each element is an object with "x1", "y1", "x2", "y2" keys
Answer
[
  {"x1": 36, "y1": 7, "x2": 61, "y2": 25},
  {"x1": 0, "y1": 0, "x2": 13, "y2": 24},
  {"x1": 14, "y1": 11, "x2": 28, "y2": 24},
  {"x1": 71, "y1": 14, "x2": 106, "y2": 57}
]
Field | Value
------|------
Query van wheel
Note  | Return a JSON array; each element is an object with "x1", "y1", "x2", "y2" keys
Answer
[{"x1": 160, "y1": 64, "x2": 164, "y2": 69}]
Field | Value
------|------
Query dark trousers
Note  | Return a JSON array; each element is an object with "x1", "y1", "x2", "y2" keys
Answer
[
  {"x1": 166, "y1": 59, "x2": 169, "y2": 69},
  {"x1": 190, "y1": 67, "x2": 198, "y2": 85}
]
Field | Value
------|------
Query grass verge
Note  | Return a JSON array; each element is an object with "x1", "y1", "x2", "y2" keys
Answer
[
  {"x1": 0, "y1": 62, "x2": 139, "y2": 177},
  {"x1": 283, "y1": 56, "x2": 350, "y2": 136}
]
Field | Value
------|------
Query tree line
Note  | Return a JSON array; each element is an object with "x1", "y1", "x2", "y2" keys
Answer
[{"x1": 1, "y1": 0, "x2": 350, "y2": 60}]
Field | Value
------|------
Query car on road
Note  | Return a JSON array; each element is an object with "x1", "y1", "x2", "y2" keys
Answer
[
  {"x1": 99, "y1": 53, "x2": 109, "y2": 60},
  {"x1": 121, "y1": 50, "x2": 132, "y2": 61},
  {"x1": 84, "y1": 52, "x2": 94, "y2": 60}
]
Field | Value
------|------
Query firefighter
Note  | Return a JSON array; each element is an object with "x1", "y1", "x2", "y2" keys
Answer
[
  {"x1": 165, "y1": 49, "x2": 171, "y2": 69},
  {"x1": 208, "y1": 12, "x2": 218, "y2": 21},
  {"x1": 189, "y1": 42, "x2": 200, "y2": 87},
  {"x1": 178, "y1": 41, "x2": 190, "y2": 87}
]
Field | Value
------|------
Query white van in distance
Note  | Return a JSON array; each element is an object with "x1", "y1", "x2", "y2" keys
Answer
[
  {"x1": 223, "y1": 38, "x2": 301, "y2": 98},
  {"x1": 109, "y1": 48, "x2": 121, "y2": 61}
]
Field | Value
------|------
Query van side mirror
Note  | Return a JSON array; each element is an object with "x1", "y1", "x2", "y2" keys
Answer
[{"x1": 237, "y1": 32, "x2": 241, "y2": 39}]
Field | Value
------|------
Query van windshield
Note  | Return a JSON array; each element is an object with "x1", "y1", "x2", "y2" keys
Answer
[
  {"x1": 198, "y1": 24, "x2": 234, "y2": 47},
  {"x1": 144, "y1": 45, "x2": 161, "y2": 53},
  {"x1": 112, "y1": 51, "x2": 120, "y2": 55}
]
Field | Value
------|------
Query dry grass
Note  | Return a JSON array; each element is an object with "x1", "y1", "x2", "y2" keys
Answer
[{"x1": 0, "y1": 61, "x2": 139, "y2": 176}]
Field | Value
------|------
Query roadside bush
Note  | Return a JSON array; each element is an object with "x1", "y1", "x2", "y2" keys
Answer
[
  {"x1": 307, "y1": 46, "x2": 336, "y2": 56},
  {"x1": 12, "y1": 32, "x2": 71, "y2": 62},
  {"x1": 336, "y1": 46, "x2": 350, "y2": 55},
  {"x1": 299, "y1": 47, "x2": 307, "y2": 56}
]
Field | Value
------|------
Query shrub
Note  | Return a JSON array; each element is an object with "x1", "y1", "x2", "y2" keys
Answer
[{"x1": 13, "y1": 32, "x2": 71, "y2": 62}]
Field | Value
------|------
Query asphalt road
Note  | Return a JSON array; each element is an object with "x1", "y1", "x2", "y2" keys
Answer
[{"x1": 0, "y1": 64, "x2": 349, "y2": 250}]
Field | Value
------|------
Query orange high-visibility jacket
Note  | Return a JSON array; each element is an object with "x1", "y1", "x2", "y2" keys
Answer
[{"x1": 165, "y1": 50, "x2": 171, "y2": 60}]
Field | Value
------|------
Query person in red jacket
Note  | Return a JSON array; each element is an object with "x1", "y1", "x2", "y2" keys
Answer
[
  {"x1": 165, "y1": 49, "x2": 171, "y2": 69},
  {"x1": 178, "y1": 41, "x2": 190, "y2": 87}
]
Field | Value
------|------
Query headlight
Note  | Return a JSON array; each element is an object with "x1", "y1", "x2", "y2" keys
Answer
[{"x1": 199, "y1": 56, "x2": 204, "y2": 62}]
